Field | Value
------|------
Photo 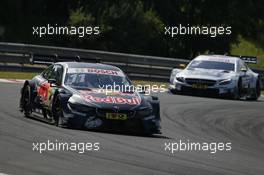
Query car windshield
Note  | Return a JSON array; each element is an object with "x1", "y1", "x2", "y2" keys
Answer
[
  {"x1": 187, "y1": 60, "x2": 235, "y2": 71},
  {"x1": 64, "y1": 68, "x2": 132, "y2": 91}
]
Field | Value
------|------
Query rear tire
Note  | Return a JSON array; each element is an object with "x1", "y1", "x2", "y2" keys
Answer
[{"x1": 22, "y1": 85, "x2": 32, "y2": 117}]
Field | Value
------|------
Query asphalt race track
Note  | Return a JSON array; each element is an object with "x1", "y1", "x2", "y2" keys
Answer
[{"x1": 0, "y1": 82, "x2": 263, "y2": 175}]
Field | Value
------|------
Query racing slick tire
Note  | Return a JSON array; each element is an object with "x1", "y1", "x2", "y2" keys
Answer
[
  {"x1": 52, "y1": 95, "x2": 64, "y2": 127},
  {"x1": 231, "y1": 79, "x2": 242, "y2": 100},
  {"x1": 169, "y1": 88, "x2": 179, "y2": 95},
  {"x1": 142, "y1": 97, "x2": 161, "y2": 135},
  {"x1": 21, "y1": 85, "x2": 33, "y2": 117},
  {"x1": 247, "y1": 78, "x2": 261, "y2": 101}
]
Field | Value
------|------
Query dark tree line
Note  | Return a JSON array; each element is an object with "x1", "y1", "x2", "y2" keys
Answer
[{"x1": 0, "y1": 0, "x2": 263, "y2": 59}]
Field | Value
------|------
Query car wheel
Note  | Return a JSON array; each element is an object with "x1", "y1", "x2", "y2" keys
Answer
[
  {"x1": 52, "y1": 95, "x2": 63, "y2": 127},
  {"x1": 169, "y1": 88, "x2": 179, "y2": 94},
  {"x1": 22, "y1": 85, "x2": 32, "y2": 117},
  {"x1": 232, "y1": 79, "x2": 242, "y2": 100},
  {"x1": 247, "y1": 79, "x2": 261, "y2": 101},
  {"x1": 256, "y1": 79, "x2": 261, "y2": 98}
]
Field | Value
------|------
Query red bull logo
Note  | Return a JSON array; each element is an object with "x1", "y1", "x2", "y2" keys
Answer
[{"x1": 84, "y1": 95, "x2": 141, "y2": 105}]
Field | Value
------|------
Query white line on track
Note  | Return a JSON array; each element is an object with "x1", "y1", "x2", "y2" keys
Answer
[
  {"x1": 0, "y1": 172, "x2": 10, "y2": 175},
  {"x1": 0, "y1": 78, "x2": 25, "y2": 84}
]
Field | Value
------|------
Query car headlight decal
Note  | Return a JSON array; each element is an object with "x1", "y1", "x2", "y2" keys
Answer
[
  {"x1": 68, "y1": 102, "x2": 96, "y2": 113},
  {"x1": 136, "y1": 108, "x2": 153, "y2": 117},
  {"x1": 219, "y1": 79, "x2": 232, "y2": 85}
]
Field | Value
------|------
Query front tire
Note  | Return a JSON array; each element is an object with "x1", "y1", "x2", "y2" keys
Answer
[
  {"x1": 231, "y1": 79, "x2": 242, "y2": 100},
  {"x1": 22, "y1": 85, "x2": 32, "y2": 117},
  {"x1": 52, "y1": 95, "x2": 63, "y2": 127},
  {"x1": 169, "y1": 88, "x2": 179, "y2": 94},
  {"x1": 247, "y1": 79, "x2": 261, "y2": 101}
]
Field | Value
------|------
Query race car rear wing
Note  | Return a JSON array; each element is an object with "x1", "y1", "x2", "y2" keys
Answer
[
  {"x1": 30, "y1": 53, "x2": 101, "y2": 65},
  {"x1": 239, "y1": 56, "x2": 258, "y2": 64},
  {"x1": 228, "y1": 55, "x2": 258, "y2": 64}
]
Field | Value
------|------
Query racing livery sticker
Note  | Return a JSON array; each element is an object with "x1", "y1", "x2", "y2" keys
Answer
[
  {"x1": 37, "y1": 82, "x2": 51, "y2": 101},
  {"x1": 37, "y1": 81, "x2": 55, "y2": 106},
  {"x1": 199, "y1": 56, "x2": 236, "y2": 63},
  {"x1": 67, "y1": 68, "x2": 125, "y2": 77},
  {"x1": 84, "y1": 95, "x2": 141, "y2": 105}
]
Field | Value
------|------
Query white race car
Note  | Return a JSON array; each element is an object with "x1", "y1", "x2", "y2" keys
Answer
[{"x1": 169, "y1": 55, "x2": 262, "y2": 100}]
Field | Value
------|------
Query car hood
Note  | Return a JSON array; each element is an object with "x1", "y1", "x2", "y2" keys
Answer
[
  {"x1": 68, "y1": 88, "x2": 145, "y2": 110},
  {"x1": 177, "y1": 68, "x2": 235, "y2": 80}
]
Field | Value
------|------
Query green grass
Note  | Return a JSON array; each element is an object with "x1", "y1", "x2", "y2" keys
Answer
[
  {"x1": 230, "y1": 35, "x2": 264, "y2": 69},
  {"x1": 0, "y1": 71, "x2": 37, "y2": 79}
]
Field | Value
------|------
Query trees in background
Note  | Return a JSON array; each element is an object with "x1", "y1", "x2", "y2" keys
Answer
[{"x1": 0, "y1": 0, "x2": 263, "y2": 59}]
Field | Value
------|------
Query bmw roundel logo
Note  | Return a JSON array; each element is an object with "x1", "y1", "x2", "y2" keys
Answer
[{"x1": 113, "y1": 105, "x2": 119, "y2": 111}]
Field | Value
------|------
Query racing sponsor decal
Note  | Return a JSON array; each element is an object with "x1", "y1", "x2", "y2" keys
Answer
[
  {"x1": 84, "y1": 95, "x2": 141, "y2": 105},
  {"x1": 67, "y1": 68, "x2": 124, "y2": 77},
  {"x1": 37, "y1": 81, "x2": 55, "y2": 105},
  {"x1": 201, "y1": 57, "x2": 236, "y2": 64},
  {"x1": 106, "y1": 113, "x2": 127, "y2": 120},
  {"x1": 37, "y1": 82, "x2": 51, "y2": 101}
]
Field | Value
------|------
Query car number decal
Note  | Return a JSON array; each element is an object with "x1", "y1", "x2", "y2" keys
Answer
[
  {"x1": 106, "y1": 113, "x2": 127, "y2": 120},
  {"x1": 192, "y1": 84, "x2": 208, "y2": 89}
]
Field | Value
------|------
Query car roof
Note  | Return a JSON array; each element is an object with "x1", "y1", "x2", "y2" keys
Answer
[
  {"x1": 56, "y1": 62, "x2": 121, "y2": 71},
  {"x1": 195, "y1": 55, "x2": 240, "y2": 64}
]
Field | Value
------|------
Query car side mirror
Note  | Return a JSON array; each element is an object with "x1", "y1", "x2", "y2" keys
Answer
[
  {"x1": 179, "y1": 64, "x2": 186, "y2": 69},
  {"x1": 240, "y1": 67, "x2": 247, "y2": 72},
  {"x1": 48, "y1": 79, "x2": 57, "y2": 87}
]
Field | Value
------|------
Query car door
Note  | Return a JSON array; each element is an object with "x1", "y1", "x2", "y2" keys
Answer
[{"x1": 37, "y1": 64, "x2": 63, "y2": 108}]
